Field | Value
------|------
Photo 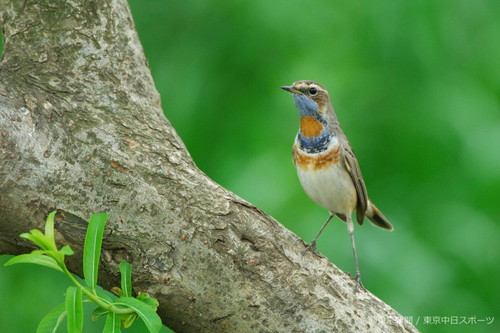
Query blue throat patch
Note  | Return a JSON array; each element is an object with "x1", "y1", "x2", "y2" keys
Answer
[
  {"x1": 292, "y1": 93, "x2": 334, "y2": 153},
  {"x1": 298, "y1": 128, "x2": 333, "y2": 153},
  {"x1": 293, "y1": 93, "x2": 318, "y2": 116}
]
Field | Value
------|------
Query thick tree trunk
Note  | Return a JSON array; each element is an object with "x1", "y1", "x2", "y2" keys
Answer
[{"x1": 0, "y1": 1, "x2": 418, "y2": 332}]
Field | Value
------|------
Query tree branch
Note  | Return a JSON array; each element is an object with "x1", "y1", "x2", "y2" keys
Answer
[{"x1": 0, "y1": 1, "x2": 418, "y2": 332}]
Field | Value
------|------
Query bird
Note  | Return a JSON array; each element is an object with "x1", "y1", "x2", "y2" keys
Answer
[{"x1": 281, "y1": 80, "x2": 393, "y2": 288}]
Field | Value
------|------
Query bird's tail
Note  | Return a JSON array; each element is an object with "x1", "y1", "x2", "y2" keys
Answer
[{"x1": 366, "y1": 201, "x2": 394, "y2": 231}]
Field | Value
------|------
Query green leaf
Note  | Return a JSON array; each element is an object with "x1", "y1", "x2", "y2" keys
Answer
[
  {"x1": 121, "y1": 313, "x2": 137, "y2": 328},
  {"x1": 36, "y1": 302, "x2": 66, "y2": 333},
  {"x1": 113, "y1": 297, "x2": 162, "y2": 333},
  {"x1": 44, "y1": 211, "x2": 58, "y2": 251},
  {"x1": 103, "y1": 313, "x2": 122, "y2": 333},
  {"x1": 20, "y1": 229, "x2": 52, "y2": 251},
  {"x1": 29, "y1": 249, "x2": 65, "y2": 267},
  {"x1": 4, "y1": 253, "x2": 63, "y2": 272},
  {"x1": 66, "y1": 286, "x2": 83, "y2": 333},
  {"x1": 19, "y1": 232, "x2": 39, "y2": 246},
  {"x1": 91, "y1": 307, "x2": 109, "y2": 322},
  {"x1": 137, "y1": 293, "x2": 159, "y2": 310},
  {"x1": 112, "y1": 287, "x2": 124, "y2": 297},
  {"x1": 83, "y1": 213, "x2": 108, "y2": 293},
  {"x1": 119, "y1": 261, "x2": 132, "y2": 297},
  {"x1": 96, "y1": 289, "x2": 114, "y2": 303},
  {"x1": 59, "y1": 245, "x2": 74, "y2": 256}
]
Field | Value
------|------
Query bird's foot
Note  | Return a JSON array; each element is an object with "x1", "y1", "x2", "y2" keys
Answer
[
  {"x1": 353, "y1": 273, "x2": 366, "y2": 292},
  {"x1": 301, "y1": 240, "x2": 318, "y2": 256}
]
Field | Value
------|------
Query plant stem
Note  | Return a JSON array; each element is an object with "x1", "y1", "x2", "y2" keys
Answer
[{"x1": 61, "y1": 264, "x2": 135, "y2": 315}]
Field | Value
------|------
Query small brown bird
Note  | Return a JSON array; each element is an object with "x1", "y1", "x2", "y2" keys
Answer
[{"x1": 281, "y1": 80, "x2": 393, "y2": 288}]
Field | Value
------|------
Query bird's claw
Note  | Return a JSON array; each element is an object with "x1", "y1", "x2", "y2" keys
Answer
[
  {"x1": 354, "y1": 273, "x2": 366, "y2": 292},
  {"x1": 301, "y1": 241, "x2": 317, "y2": 256}
]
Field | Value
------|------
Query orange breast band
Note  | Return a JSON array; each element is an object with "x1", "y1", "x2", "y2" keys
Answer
[
  {"x1": 300, "y1": 116, "x2": 323, "y2": 138},
  {"x1": 293, "y1": 144, "x2": 341, "y2": 170}
]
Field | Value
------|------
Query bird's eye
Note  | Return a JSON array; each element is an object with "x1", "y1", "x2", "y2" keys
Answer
[{"x1": 309, "y1": 87, "x2": 318, "y2": 95}]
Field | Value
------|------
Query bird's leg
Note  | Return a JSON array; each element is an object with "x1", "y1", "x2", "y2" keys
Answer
[
  {"x1": 346, "y1": 214, "x2": 365, "y2": 291},
  {"x1": 303, "y1": 213, "x2": 334, "y2": 254}
]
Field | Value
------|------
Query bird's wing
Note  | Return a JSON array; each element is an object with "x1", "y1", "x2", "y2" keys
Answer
[{"x1": 341, "y1": 139, "x2": 368, "y2": 225}]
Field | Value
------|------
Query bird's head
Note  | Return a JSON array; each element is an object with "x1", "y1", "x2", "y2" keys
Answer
[{"x1": 281, "y1": 80, "x2": 331, "y2": 117}]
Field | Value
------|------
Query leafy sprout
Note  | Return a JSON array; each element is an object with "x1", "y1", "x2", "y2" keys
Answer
[{"x1": 4, "y1": 212, "x2": 162, "y2": 333}]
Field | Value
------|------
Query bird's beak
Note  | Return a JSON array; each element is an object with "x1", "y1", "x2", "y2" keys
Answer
[{"x1": 281, "y1": 86, "x2": 300, "y2": 94}]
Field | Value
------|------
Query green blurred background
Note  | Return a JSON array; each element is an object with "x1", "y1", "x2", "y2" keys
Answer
[{"x1": 1, "y1": 0, "x2": 499, "y2": 332}]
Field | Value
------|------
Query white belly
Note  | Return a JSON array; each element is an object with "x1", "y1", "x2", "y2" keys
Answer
[{"x1": 296, "y1": 162, "x2": 357, "y2": 215}]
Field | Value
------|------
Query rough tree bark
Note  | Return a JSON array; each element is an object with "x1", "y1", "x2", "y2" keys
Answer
[{"x1": 0, "y1": 1, "x2": 418, "y2": 332}]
